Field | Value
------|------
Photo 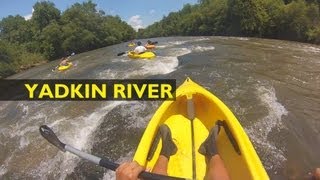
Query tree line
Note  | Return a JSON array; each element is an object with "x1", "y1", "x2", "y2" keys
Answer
[
  {"x1": 0, "y1": 1, "x2": 136, "y2": 78},
  {"x1": 138, "y1": 0, "x2": 320, "y2": 44}
]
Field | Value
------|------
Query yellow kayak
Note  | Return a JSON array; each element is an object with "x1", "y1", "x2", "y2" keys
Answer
[
  {"x1": 58, "y1": 62, "x2": 73, "y2": 71},
  {"x1": 133, "y1": 78, "x2": 269, "y2": 180},
  {"x1": 128, "y1": 51, "x2": 156, "y2": 59},
  {"x1": 128, "y1": 43, "x2": 136, "y2": 47}
]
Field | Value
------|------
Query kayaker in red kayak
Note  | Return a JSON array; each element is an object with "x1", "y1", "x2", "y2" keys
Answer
[{"x1": 116, "y1": 124, "x2": 230, "y2": 180}]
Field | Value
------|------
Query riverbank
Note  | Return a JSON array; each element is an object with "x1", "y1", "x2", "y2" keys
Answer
[
  {"x1": 139, "y1": 0, "x2": 320, "y2": 45},
  {"x1": 3, "y1": 35, "x2": 320, "y2": 79},
  {"x1": 0, "y1": 1, "x2": 136, "y2": 79},
  {"x1": 0, "y1": 41, "x2": 47, "y2": 79},
  {"x1": 17, "y1": 61, "x2": 48, "y2": 73}
]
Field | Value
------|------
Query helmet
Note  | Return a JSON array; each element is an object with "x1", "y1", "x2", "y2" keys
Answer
[{"x1": 137, "y1": 41, "x2": 142, "y2": 46}]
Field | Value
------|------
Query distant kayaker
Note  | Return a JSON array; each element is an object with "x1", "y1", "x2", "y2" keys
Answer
[
  {"x1": 133, "y1": 41, "x2": 147, "y2": 54},
  {"x1": 116, "y1": 125, "x2": 230, "y2": 180},
  {"x1": 145, "y1": 40, "x2": 156, "y2": 50},
  {"x1": 128, "y1": 41, "x2": 136, "y2": 47},
  {"x1": 145, "y1": 40, "x2": 153, "y2": 46},
  {"x1": 59, "y1": 57, "x2": 70, "y2": 66}
]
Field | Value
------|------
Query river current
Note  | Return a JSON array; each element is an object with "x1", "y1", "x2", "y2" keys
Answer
[{"x1": 0, "y1": 37, "x2": 319, "y2": 179}]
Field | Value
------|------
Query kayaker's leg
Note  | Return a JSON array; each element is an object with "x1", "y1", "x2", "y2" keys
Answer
[
  {"x1": 199, "y1": 125, "x2": 220, "y2": 157},
  {"x1": 199, "y1": 125, "x2": 230, "y2": 180},
  {"x1": 207, "y1": 155, "x2": 230, "y2": 180},
  {"x1": 159, "y1": 124, "x2": 177, "y2": 158},
  {"x1": 152, "y1": 125, "x2": 177, "y2": 175},
  {"x1": 152, "y1": 155, "x2": 169, "y2": 175}
]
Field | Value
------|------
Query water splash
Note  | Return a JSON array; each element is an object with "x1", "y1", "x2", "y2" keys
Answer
[
  {"x1": 98, "y1": 47, "x2": 191, "y2": 79},
  {"x1": 42, "y1": 101, "x2": 125, "y2": 179},
  {"x1": 246, "y1": 85, "x2": 288, "y2": 170},
  {"x1": 191, "y1": 45, "x2": 215, "y2": 52}
]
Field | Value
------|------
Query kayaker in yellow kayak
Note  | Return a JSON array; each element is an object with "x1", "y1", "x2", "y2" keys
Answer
[
  {"x1": 116, "y1": 124, "x2": 230, "y2": 180},
  {"x1": 52, "y1": 56, "x2": 72, "y2": 72},
  {"x1": 128, "y1": 41, "x2": 136, "y2": 47},
  {"x1": 133, "y1": 41, "x2": 147, "y2": 54},
  {"x1": 59, "y1": 57, "x2": 70, "y2": 66}
]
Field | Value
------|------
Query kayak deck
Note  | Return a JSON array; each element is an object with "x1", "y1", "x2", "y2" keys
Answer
[
  {"x1": 58, "y1": 62, "x2": 73, "y2": 71},
  {"x1": 133, "y1": 78, "x2": 268, "y2": 179},
  {"x1": 128, "y1": 51, "x2": 156, "y2": 59}
]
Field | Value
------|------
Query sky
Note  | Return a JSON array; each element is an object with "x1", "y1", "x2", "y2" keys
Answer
[{"x1": 0, "y1": 0, "x2": 197, "y2": 30}]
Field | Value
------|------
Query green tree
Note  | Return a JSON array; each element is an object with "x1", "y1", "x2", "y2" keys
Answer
[
  {"x1": 278, "y1": 0, "x2": 310, "y2": 40},
  {"x1": 0, "y1": 15, "x2": 33, "y2": 43},
  {"x1": 0, "y1": 40, "x2": 44, "y2": 78},
  {"x1": 227, "y1": 0, "x2": 270, "y2": 36},
  {"x1": 39, "y1": 21, "x2": 64, "y2": 59},
  {"x1": 31, "y1": 1, "x2": 61, "y2": 31},
  {"x1": 0, "y1": 0, "x2": 136, "y2": 78},
  {"x1": 138, "y1": 0, "x2": 320, "y2": 44}
]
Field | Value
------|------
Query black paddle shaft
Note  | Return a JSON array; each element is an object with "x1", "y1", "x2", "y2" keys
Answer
[
  {"x1": 117, "y1": 52, "x2": 126, "y2": 56},
  {"x1": 99, "y1": 158, "x2": 185, "y2": 180},
  {"x1": 40, "y1": 125, "x2": 187, "y2": 180}
]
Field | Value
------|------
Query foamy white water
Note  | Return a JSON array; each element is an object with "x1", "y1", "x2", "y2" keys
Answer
[
  {"x1": 0, "y1": 166, "x2": 7, "y2": 177},
  {"x1": 97, "y1": 47, "x2": 191, "y2": 79},
  {"x1": 191, "y1": 45, "x2": 215, "y2": 52},
  {"x1": 246, "y1": 85, "x2": 288, "y2": 170},
  {"x1": 40, "y1": 101, "x2": 125, "y2": 179},
  {"x1": 0, "y1": 101, "x2": 125, "y2": 179},
  {"x1": 2, "y1": 36, "x2": 319, "y2": 179}
]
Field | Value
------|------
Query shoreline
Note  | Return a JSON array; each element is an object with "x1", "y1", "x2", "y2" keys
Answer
[
  {"x1": 3, "y1": 35, "x2": 320, "y2": 79},
  {"x1": 18, "y1": 60, "x2": 48, "y2": 72},
  {"x1": 1, "y1": 60, "x2": 48, "y2": 79}
]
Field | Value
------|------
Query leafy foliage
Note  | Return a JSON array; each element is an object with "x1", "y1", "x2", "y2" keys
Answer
[
  {"x1": 32, "y1": 1, "x2": 61, "y2": 31},
  {"x1": 0, "y1": 1, "x2": 135, "y2": 78},
  {"x1": 0, "y1": 41, "x2": 45, "y2": 78},
  {"x1": 138, "y1": 0, "x2": 320, "y2": 44}
]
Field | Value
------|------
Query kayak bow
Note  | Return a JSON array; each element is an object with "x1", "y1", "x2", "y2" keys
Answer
[
  {"x1": 128, "y1": 51, "x2": 156, "y2": 59},
  {"x1": 58, "y1": 62, "x2": 73, "y2": 71},
  {"x1": 133, "y1": 78, "x2": 269, "y2": 180}
]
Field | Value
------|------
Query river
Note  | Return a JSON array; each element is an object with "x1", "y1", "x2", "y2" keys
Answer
[{"x1": 0, "y1": 36, "x2": 319, "y2": 179}]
